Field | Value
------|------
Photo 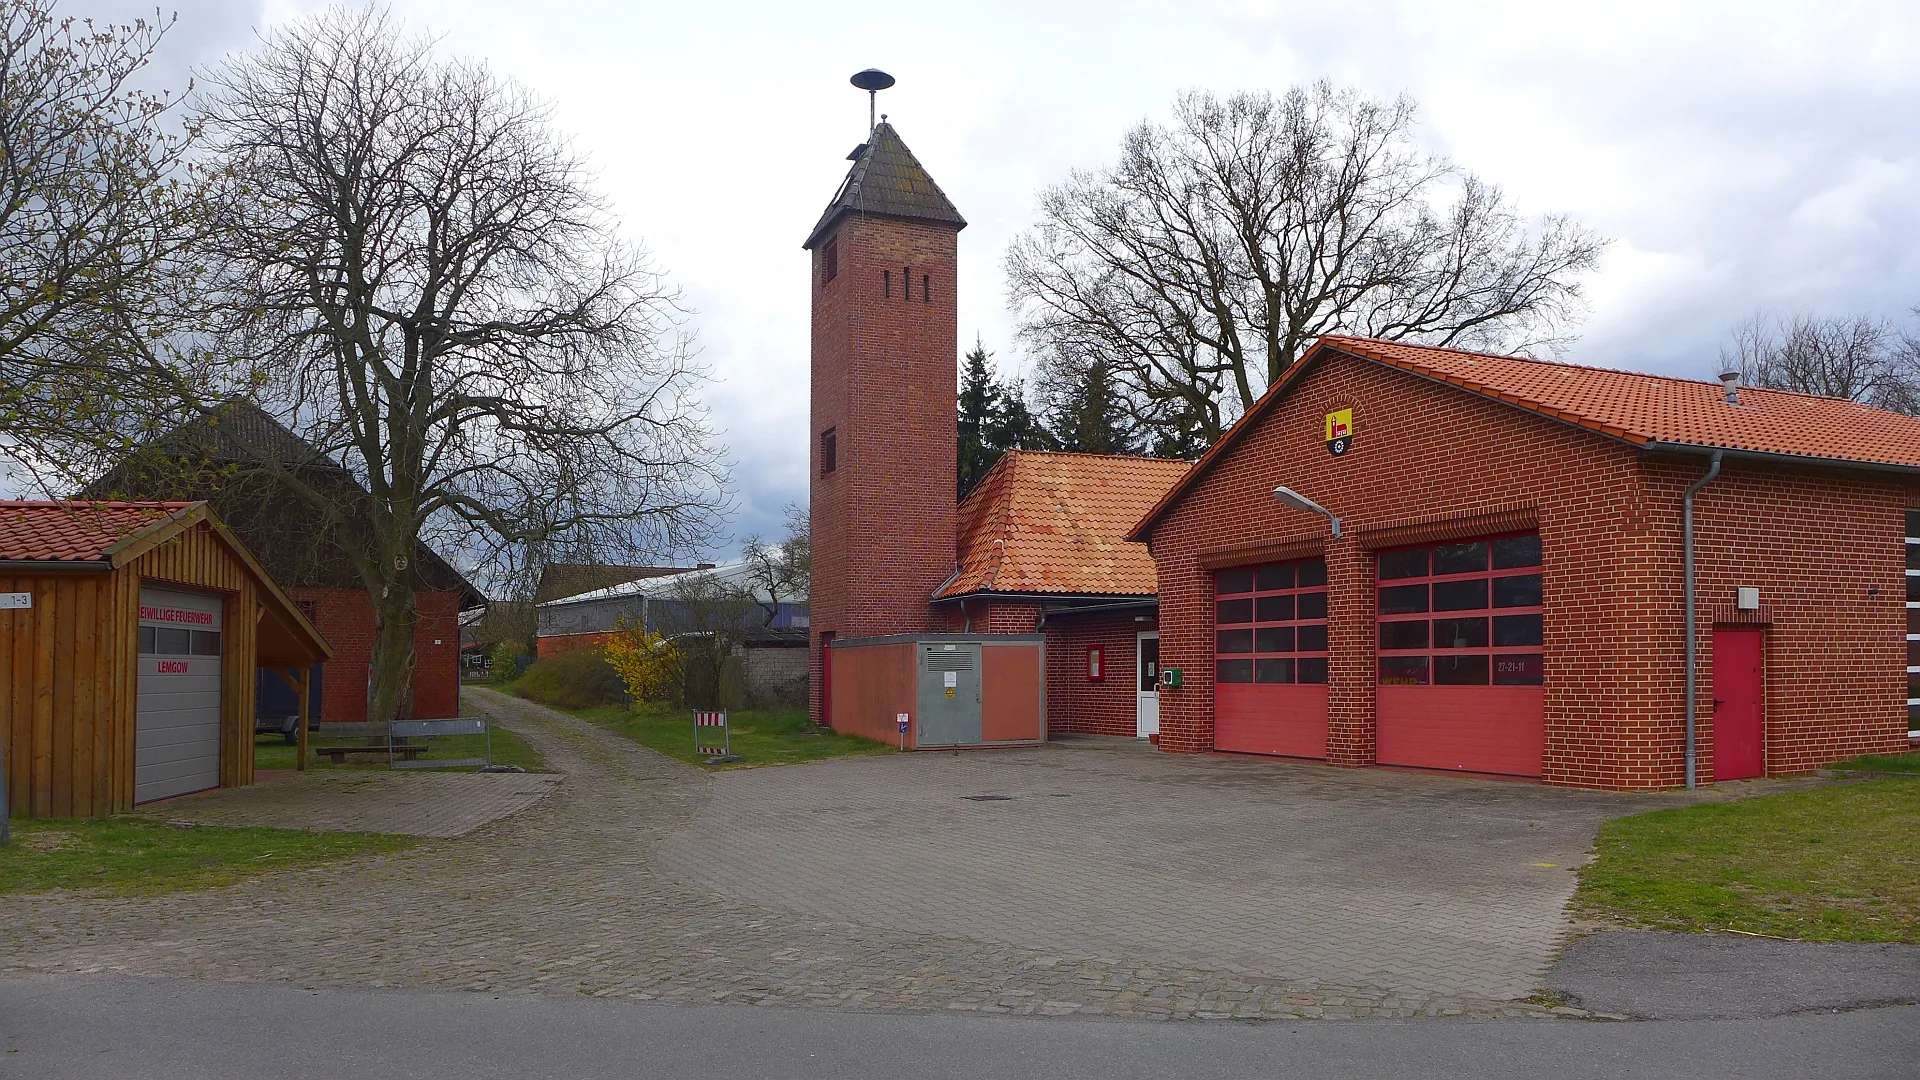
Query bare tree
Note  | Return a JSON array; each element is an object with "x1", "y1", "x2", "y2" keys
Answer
[
  {"x1": 191, "y1": 7, "x2": 728, "y2": 723},
  {"x1": 0, "y1": 1, "x2": 211, "y2": 477},
  {"x1": 1007, "y1": 82, "x2": 1606, "y2": 445},
  {"x1": 1721, "y1": 310, "x2": 1920, "y2": 415},
  {"x1": 740, "y1": 504, "x2": 808, "y2": 622},
  {"x1": 651, "y1": 570, "x2": 760, "y2": 710}
]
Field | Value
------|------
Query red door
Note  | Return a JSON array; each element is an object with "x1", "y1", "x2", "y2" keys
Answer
[
  {"x1": 1212, "y1": 559, "x2": 1331, "y2": 759},
  {"x1": 820, "y1": 632, "x2": 835, "y2": 728},
  {"x1": 1712, "y1": 628, "x2": 1764, "y2": 781},
  {"x1": 1373, "y1": 535, "x2": 1546, "y2": 777}
]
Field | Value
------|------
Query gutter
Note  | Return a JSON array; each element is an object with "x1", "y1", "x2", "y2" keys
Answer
[
  {"x1": 0, "y1": 560, "x2": 112, "y2": 572},
  {"x1": 1682, "y1": 450, "x2": 1724, "y2": 790},
  {"x1": 1642, "y1": 441, "x2": 1920, "y2": 478},
  {"x1": 932, "y1": 590, "x2": 1159, "y2": 605}
]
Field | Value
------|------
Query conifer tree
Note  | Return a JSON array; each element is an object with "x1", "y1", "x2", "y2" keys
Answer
[
  {"x1": 1045, "y1": 353, "x2": 1134, "y2": 455},
  {"x1": 958, "y1": 341, "x2": 1058, "y2": 498},
  {"x1": 957, "y1": 340, "x2": 1001, "y2": 498}
]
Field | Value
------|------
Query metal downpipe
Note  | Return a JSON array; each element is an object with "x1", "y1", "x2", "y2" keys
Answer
[{"x1": 1683, "y1": 450, "x2": 1724, "y2": 790}]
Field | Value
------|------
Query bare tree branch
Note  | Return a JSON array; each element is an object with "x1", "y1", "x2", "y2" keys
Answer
[
  {"x1": 1007, "y1": 83, "x2": 1607, "y2": 446},
  {"x1": 1721, "y1": 310, "x2": 1920, "y2": 415},
  {"x1": 189, "y1": 6, "x2": 730, "y2": 722}
]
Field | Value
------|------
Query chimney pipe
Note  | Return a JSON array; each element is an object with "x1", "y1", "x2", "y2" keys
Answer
[{"x1": 1719, "y1": 371, "x2": 1740, "y2": 405}]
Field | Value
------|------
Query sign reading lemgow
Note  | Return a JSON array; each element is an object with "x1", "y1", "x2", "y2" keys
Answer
[
  {"x1": 139, "y1": 605, "x2": 215, "y2": 625},
  {"x1": 156, "y1": 660, "x2": 191, "y2": 674}
]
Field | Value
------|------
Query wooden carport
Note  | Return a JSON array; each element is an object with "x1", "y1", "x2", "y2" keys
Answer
[{"x1": 0, "y1": 501, "x2": 330, "y2": 819}]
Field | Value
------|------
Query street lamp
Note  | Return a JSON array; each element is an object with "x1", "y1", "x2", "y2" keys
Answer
[{"x1": 1272, "y1": 486, "x2": 1341, "y2": 538}]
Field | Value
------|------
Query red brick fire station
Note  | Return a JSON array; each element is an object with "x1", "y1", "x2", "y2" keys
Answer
[{"x1": 804, "y1": 118, "x2": 1919, "y2": 789}]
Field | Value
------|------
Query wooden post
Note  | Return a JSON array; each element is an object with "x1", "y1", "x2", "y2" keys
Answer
[{"x1": 296, "y1": 666, "x2": 311, "y2": 771}]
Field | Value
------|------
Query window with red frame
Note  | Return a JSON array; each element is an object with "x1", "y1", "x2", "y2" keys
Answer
[
  {"x1": 1376, "y1": 534, "x2": 1543, "y2": 686},
  {"x1": 1214, "y1": 558, "x2": 1329, "y2": 685}
]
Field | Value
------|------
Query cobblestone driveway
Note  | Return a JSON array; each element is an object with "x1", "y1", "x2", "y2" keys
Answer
[{"x1": 0, "y1": 691, "x2": 1671, "y2": 1020}]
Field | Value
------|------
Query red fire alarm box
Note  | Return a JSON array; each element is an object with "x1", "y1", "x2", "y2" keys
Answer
[{"x1": 1086, "y1": 644, "x2": 1105, "y2": 681}]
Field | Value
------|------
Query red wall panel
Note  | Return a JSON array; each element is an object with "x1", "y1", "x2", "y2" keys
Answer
[
  {"x1": 1376, "y1": 685, "x2": 1545, "y2": 777},
  {"x1": 1215, "y1": 684, "x2": 1328, "y2": 758}
]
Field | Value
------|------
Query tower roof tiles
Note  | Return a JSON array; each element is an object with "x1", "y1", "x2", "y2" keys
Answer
[{"x1": 803, "y1": 121, "x2": 966, "y2": 249}]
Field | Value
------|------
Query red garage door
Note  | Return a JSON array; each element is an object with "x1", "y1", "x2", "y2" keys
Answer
[
  {"x1": 1375, "y1": 534, "x2": 1544, "y2": 777},
  {"x1": 1214, "y1": 558, "x2": 1329, "y2": 758}
]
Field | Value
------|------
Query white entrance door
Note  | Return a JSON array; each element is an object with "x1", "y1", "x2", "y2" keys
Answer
[
  {"x1": 1136, "y1": 632, "x2": 1160, "y2": 738},
  {"x1": 135, "y1": 586, "x2": 224, "y2": 803}
]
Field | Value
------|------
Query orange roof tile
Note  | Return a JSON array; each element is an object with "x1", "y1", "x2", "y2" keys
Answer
[
  {"x1": 1132, "y1": 335, "x2": 1920, "y2": 541},
  {"x1": 0, "y1": 501, "x2": 198, "y2": 562},
  {"x1": 937, "y1": 451, "x2": 1191, "y2": 600},
  {"x1": 1318, "y1": 335, "x2": 1920, "y2": 464}
]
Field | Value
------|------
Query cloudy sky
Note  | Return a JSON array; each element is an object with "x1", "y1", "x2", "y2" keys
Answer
[{"x1": 85, "y1": 0, "x2": 1920, "y2": 555}]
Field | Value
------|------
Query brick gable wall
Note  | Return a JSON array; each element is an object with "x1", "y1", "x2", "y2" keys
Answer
[
  {"x1": 1144, "y1": 355, "x2": 1911, "y2": 789},
  {"x1": 290, "y1": 586, "x2": 464, "y2": 722},
  {"x1": 809, "y1": 214, "x2": 961, "y2": 724}
]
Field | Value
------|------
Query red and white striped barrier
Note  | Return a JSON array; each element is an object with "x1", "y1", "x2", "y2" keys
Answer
[{"x1": 693, "y1": 710, "x2": 730, "y2": 757}]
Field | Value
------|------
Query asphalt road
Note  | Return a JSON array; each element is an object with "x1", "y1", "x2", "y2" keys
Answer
[
  {"x1": 1548, "y1": 931, "x2": 1920, "y2": 1020},
  {"x1": 2, "y1": 976, "x2": 1915, "y2": 1080}
]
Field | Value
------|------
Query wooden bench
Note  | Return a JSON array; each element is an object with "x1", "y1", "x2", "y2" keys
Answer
[{"x1": 313, "y1": 743, "x2": 430, "y2": 764}]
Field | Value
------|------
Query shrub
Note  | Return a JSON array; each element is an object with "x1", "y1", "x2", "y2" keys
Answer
[
  {"x1": 514, "y1": 648, "x2": 629, "y2": 709},
  {"x1": 603, "y1": 628, "x2": 685, "y2": 705},
  {"x1": 489, "y1": 640, "x2": 533, "y2": 682}
]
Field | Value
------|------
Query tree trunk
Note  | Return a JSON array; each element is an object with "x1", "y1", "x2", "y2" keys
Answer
[{"x1": 368, "y1": 579, "x2": 418, "y2": 723}]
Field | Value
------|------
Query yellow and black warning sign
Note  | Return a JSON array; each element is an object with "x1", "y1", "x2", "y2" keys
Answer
[{"x1": 1324, "y1": 409, "x2": 1353, "y2": 456}]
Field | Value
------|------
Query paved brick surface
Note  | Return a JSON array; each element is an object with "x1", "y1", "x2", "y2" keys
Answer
[
  {"x1": 0, "y1": 691, "x2": 1681, "y2": 1020},
  {"x1": 658, "y1": 739, "x2": 1677, "y2": 1003},
  {"x1": 140, "y1": 770, "x2": 561, "y2": 838}
]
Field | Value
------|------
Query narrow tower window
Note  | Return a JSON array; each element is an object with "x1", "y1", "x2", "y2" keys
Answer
[
  {"x1": 882, "y1": 270, "x2": 890, "y2": 298},
  {"x1": 923, "y1": 274, "x2": 930, "y2": 302},
  {"x1": 821, "y1": 241, "x2": 838, "y2": 284},
  {"x1": 820, "y1": 427, "x2": 838, "y2": 475},
  {"x1": 903, "y1": 265, "x2": 911, "y2": 303}
]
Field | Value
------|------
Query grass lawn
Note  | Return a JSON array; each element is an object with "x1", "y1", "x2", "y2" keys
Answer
[
  {"x1": 530, "y1": 696, "x2": 895, "y2": 769},
  {"x1": 0, "y1": 816, "x2": 413, "y2": 896},
  {"x1": 1575, "y1": 779, "x2": 1920, "y2": 943},
  {"x1": 253, "y1": 724, "x2": 548, "y2": 773},
  {"x1": 1826, "y1": 751, "x2": 1920, "y2": 774}
]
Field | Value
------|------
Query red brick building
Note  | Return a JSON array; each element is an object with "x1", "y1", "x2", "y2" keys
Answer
[
  {"x1": 84, "y1": 402, "x2": 483, "y2": 723},
  {"x1": 935, "y1": 450, "x2": 1190, "y2": 739},
  {"x1": 1130, "y1": 336, "x2": 1920, "y2": 788},
  {"x1": 804, "y1": 122, "x2": 1180, "y2": 745},
  {"x1": 803, "y1": 119, "x2": 1918, "y2": 787}
]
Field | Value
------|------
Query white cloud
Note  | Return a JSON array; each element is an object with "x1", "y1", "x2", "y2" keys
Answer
[{"x1": 55, "y1": 0, "x2": 1920, "y2": 548}]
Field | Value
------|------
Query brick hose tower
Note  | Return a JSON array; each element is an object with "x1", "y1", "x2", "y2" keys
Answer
[{"x1": 803, "y1": 98, "x2": 967, "y2": 725}]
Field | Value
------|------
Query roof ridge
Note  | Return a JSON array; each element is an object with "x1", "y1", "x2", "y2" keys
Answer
[
  {"x1": 1003, "y1": 449, "x2": 1191, "y2": 465},
  {"x1": 1324, "y1": 335, "x2": 1884, "y2": 407},
  {"x1": 2, "y1": 499, "x2": 197, "y2": 509}
]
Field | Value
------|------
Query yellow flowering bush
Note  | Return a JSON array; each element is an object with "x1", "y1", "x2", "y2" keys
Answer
[{"x1": 602, "y1": 625, "x2": 685, "y2": 705}]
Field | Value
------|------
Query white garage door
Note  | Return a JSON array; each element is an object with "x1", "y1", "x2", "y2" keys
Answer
[{"x1": 135, "y1": 587, "x2": 224, "y2": 803}]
